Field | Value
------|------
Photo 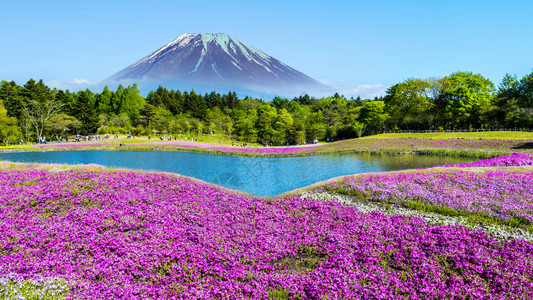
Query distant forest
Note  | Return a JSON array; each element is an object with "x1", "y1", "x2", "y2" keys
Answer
[{"x1": 0, "y1": 71, "x2": 532, "y2": 146}]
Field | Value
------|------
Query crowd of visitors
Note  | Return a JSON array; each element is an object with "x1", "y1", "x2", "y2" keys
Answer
[{"x1": 31, "y1": 133, "x2": 119, "y2": 144}]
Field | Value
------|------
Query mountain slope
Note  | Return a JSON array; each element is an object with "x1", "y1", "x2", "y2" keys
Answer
[{"x1": 106, "y1": 33, "x2": 331, "y2": 97}]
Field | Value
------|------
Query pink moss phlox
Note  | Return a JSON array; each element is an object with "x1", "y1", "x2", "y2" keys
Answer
[
  {"x1": 320, "y1": 137, "x2": 533, "y2": 151},
  {"x1": 330, "y1": 167, "x2": 533, "y2": 223},
  {"x1": 1, "y1": 167, "x2": 532, "y2": 298},
  {"x1": 441, "y1": 153, "x2": 533, "y2": 168}
]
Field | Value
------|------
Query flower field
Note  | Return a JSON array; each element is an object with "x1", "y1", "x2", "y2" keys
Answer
[
  {"x1": 315, "y1": 137, "x2": 533, "y2": 154},
  {"x1": 322, "y1": 154, "x2": 533, "y2": 229},
  {"x1": 441, "y1": 153, "x2": 533, "y2": 168},
  {"x1": 1, "y1": 163, "x2": 533, "y2": 299},
  {"x1": 376, "y1": 131, "x2": 533, "y2": 140}
]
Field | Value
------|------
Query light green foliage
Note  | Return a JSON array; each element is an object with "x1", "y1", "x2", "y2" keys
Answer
[
  {"x1": 351, "y1": 121, "x2": 366, "y2": 138},
  {"x1": 0, "y1": 101, "x2": 21, "y2": 145},
  {"x1": 45, "y1": 113, "x2": 82, "y2": 136},
  {"x1": 256, "y1": 105, "x2": 279, "y2": 144},
  {"x1": 233, "y1": 109, "x2": 256, "y2": 141},
  {"x1": 268, "y1": 289, "x2": 290, "y2": 300},
  {"x1": 116, "y1": 84, "x2": 146, "y2": 122},
  {"x1": 273, "y1": 108, "x2": 294, "y2": 144},
  {"x1": 0, "y1": 275, "x2": 70, "y2": 300},
  {"x1": 205, "y1": 107, "x2": 232, "y2": 135}
]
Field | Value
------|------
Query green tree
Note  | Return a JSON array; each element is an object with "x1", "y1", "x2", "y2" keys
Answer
[
  {"x1": 118, "y1": 84, "x2": 145, "y2": 123},
  {"x1": 222, "y1": 91, "x2": 240, "y2": 111},
  {"x1": 54, "y1": 89, "x2": 76, "y2": 116},
  {"x1": 494, "y1": 73, "x2": 533, "y2": 127},
  {"x1": 272, "y1": 97, "x2": 289, "y2": 111},
  {"x1": 518, "y1": 72, "x2": 533, "y2": 108},
  {"x1": 139, "y1": 103, "x2": 158, "y2": 128},
  {"x1": 306, "y1": 123, "x2": 326, "y2": 142},
  {"x1": 73, "y1": 90, "x2": 99, "y2": 134},
  {"x1": 273, "y1": 108, "x2": 293, "y2": 145},
  {"x1": 358, "y1": 100, "x2": 388, "y2": 134},
  {"x1": 384, "y1": 78, "x2": 434, "y2": 129},
  {"x1": 20, "y1": 79, "x2": 64, "y2": 139},
  {"x1": 205, "y1": 107, "x2": 228, "y2": 135},
  {"x1": 290, "y1": 117, "x2": 306, "y2": 144},
  {"x1": 95, "y1": 86, "x2": 114, "y2": 115},
  {"x1": 0, "y1": 101, "x2": 21, "y2": 145},
  {"x1": 0, "y1": 80, "x2": 23, "y2": 119},
  {"x1": 352, "y1": 121, "x2": 366, "y2": 138},
  {"x1": 196, "y1": 121, "x2": 204, "y2": 137},
  {"x1": 206, "y1": 91, "x2": 222, "y2": 109},
  {"x1": 256, "y1": 105, "x2": 278, "y2": 145},
  {"x1": 435, "y1": 72, "x2": 494, "y2": 128},
  {"x1": 45, "y1": 114, "x2": 82, "y2": 136}
]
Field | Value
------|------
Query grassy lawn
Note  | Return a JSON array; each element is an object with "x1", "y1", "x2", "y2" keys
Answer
[
  {"x1": 94, "y1": 134, "x2": 261, "y2": 147},
  {"x1": 371, "y1": 131, "x2": 533, "y2": 140}
]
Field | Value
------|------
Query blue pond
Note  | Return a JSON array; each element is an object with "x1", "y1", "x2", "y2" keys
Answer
[{"x1": 0, "y1": 151, "x2": 473, "y2": 197}]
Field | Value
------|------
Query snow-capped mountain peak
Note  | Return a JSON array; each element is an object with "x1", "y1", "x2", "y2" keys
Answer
[{"x1": 106, "y1": 33, "x2": 330, "y2": 97}]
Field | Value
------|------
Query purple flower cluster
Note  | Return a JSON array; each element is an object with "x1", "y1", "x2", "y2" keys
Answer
[
  {"x1": 441, "y1": 153, "x2": 533, "y2": 168},
  {"x1": 326, "y1": 168, "x2": 533, "y2": 223},
  {"x1": 1, "y1": 167, "x2": 533, "y2": 298},
  {"x1": 319, "y1": 137, "x2": 533, "y2": 151}
]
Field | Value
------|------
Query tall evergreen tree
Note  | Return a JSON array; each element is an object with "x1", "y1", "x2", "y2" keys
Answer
[
  {"x1": 0, "y1": 80, "x2": 23, "y2": 119},
  {"x1": 73, "y1": 90, "x2": 99, "y2": 134},
  {"x1": 95, "y1": 86, "x2": 114, "y2": 115}
]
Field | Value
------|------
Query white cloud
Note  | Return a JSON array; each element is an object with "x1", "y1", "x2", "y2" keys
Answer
[
  {"x1": 338, "y1": 84, "x2": 387, "y2": 99},
  {"x1": 46, "y1": 79, "x2": 97, "y2": 91},
  {"x1": 318, "y1": 79, "x2": 387, "y2": 99}
]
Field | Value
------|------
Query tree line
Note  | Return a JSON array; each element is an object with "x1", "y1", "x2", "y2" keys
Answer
[{"x1": 0, "y1": 71, "x2": 532, "y2": 146}]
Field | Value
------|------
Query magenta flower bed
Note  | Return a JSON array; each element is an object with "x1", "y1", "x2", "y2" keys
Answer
[
  {"x1": 134, "y1": 141, "x2": 317, "y2": 153},
  {"x1": 1, "y1": 168, "x2": 533, "y2": 298},
  {"x1": 319, "y1": 137, "x2": 533, "y2": 151},
  {"x1": 441, "y1": 153, "x2": 533, "y2": 168},
  {"x1": 326, "y1": 168, "x2": 533, "y2": 223}
]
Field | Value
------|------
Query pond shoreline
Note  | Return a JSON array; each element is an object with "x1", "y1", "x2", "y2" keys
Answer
[
  {"x1": 0, "y1": 144, "x2": 521, "y2": 159},
  {"x1": 2, "y1": 134, "x2": 533, "y2": 159},
  {"x1": 0, "y1": 150, "x2": 476, "y2": 197}
]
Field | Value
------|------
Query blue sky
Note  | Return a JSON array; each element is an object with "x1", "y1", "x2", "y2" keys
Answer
[{"x1": 1, "y1": 0, "x2": 532, "y2": 98}]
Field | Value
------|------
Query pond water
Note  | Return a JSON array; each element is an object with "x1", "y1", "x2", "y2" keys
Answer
[{"x1": 0, "y1": 151, "x2": 475, "y2": 197}]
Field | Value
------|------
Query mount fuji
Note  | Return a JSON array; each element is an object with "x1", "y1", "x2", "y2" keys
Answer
[{"x1": 105, "y1": 33, "x2": 331, "y2": 97}]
